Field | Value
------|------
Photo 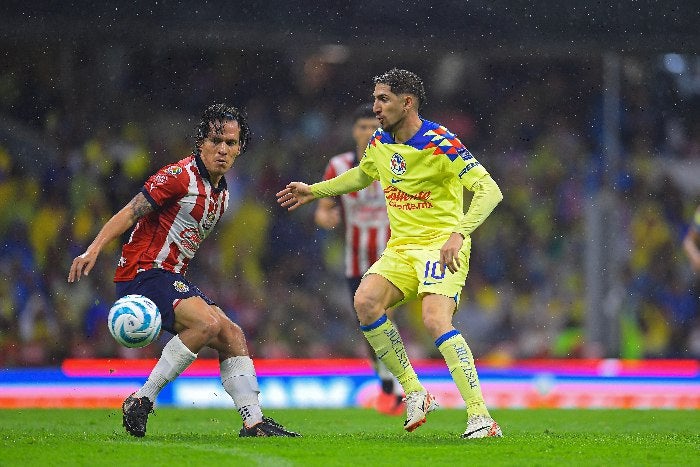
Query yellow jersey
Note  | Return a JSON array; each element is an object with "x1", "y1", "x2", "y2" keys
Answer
[{"x1": 359, "y1": 118, "x2": 490, "y2": 248}]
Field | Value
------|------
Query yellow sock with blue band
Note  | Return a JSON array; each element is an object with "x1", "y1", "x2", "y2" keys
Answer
[
  {"x1": 436, "y1": 329, "x2": 490, "y2": 417},
  {"x1": 361, "y1": 314, "x2": 424, "y2": 394}
]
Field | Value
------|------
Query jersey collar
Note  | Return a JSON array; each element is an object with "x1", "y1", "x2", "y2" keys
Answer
[
  {"x1": 194, "y1": 153, "x2": 228, "y2": 192},
  {"x1": 401, "y1": 118, "x2": 429, "y2": 147}
]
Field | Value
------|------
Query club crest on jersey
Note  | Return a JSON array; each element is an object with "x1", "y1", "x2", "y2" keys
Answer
[
  {"x1": 173, "y1": 280, "x2": 189, "y2": 293},
  {"x1": 390, "y1": 153, "x2": 407, "y2": 176},
  {"x1": 165, "y1": 166, "x2": 182, "y2": 176}
]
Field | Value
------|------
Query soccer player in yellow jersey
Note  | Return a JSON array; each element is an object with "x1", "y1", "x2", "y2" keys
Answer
[{"x1": 277, "y1": 68, "x2": 503, "y2": 439}]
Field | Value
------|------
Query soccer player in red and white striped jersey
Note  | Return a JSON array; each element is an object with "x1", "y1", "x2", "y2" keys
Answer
[
  {"x1": 315, "y1": 104, "x2": 404, "y2": 415},
  {"x1": 69, "y1": 103, "x2": 299, "y2": 438}
]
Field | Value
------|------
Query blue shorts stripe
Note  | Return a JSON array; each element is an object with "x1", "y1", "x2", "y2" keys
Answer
[
  {"x1": 435, "y1": 329, "x2": 460, "y2": 347},
  {"x1": 360, "y1": 314, "x2": 388, "y2": 332}
]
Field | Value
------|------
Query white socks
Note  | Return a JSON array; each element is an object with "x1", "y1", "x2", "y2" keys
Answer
[
  {"x1": 133, "y1": 339, "x2": 263, "y2": 427},
  {"x1": 134, "y1": 335, "x2": 197, "y2": 402},
  {"x1": 220, "y1": 356, "x2": 263, "y2": 427}
]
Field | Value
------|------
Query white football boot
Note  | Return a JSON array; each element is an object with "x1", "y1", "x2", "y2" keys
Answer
[
  {"x1": 462, "y1": 414, "x2": 503, "y2": 439},
  {"x1": 403, "y1": 390, "x2": 439, "y2": 432}
]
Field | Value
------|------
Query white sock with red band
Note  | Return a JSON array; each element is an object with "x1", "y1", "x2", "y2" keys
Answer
[{"x1": 135, "y1": 335, "x2": 197, "y2": 402}]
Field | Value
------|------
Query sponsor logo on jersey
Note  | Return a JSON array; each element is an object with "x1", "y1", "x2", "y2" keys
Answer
[
  {"x1": 150, "y1": 173, "x2": 169, "y2": 190},
  {"x1": 458, "y1": 161, "x2": 481, "y2": 178},
  {"x1": 390, "y1": 153, "x2": 407, "y2": 176},
  {"x1": 173, "y1": 280, "x2": 190, "y2": 293},
  {"x1": 457, "y1": 147, "x2": 474, "y2": 161},
  {"x1": 383, "y1": 186, "x2": 432, "y2": 211},
  {"x1": 165, "y1": 166, "x2": 182, "y2": 176},
  {"x1": 180, "y1": 227, "x2": 203, "y2": 252}
]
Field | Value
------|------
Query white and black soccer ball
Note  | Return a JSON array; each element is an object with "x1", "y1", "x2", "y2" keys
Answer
[{"x1": 108, "y1": 294, "x2": 162, "y2": 348}]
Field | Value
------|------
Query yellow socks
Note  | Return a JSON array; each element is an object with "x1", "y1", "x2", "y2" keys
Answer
[
  {"x1": 436, "y1": 329, "x2": 490, "y2": 417},
  {"x1": 361, "y1": 315, "x2": 423, "y2": 394}
]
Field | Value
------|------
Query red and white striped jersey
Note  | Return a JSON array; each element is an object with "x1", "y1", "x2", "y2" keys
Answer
[
  {"x1": 323, "y1": 151, "x2": 390, "y2": 278},
  {"x1": 114, "y1": 154, "x2": 228, "y2": 281}
]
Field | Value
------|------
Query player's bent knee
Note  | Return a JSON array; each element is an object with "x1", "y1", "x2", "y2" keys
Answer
[
  {"x1": 221, "y1": 320, "x2": 246, "y2": 342},
  {"x1": 421, "y1": 315, "x2": 440, "y2": 334},
  {"x1": 354, "y1": 293, "x2": 383, "y2": 324},
  {"x1": 421, "y1": 312, "x2": 452, "y2": 338},
  {"x1": 193, "y1": 309, "x2": 223, "y2": 340}
]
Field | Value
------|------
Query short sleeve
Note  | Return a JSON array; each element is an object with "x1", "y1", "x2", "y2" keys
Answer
[
  {"x1": 142, "y1": 164, "x2": 189, "y2": 209},
  {"x1": 359, "y1": 149, "x2": 379, "y2": 180}
]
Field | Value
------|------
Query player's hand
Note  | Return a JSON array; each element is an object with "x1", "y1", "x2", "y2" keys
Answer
[
  {"x1": 68, "y1": 249, "x2": 98, "y2": 283},
  {"x1": 440, "y1": 233, "x2": 464, "y2": 275},
  {"x1": 276, "y1": 182, "x2": 315, "y2": 211}
]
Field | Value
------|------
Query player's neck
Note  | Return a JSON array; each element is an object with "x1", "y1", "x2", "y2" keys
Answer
[
  {"x1": 392, "y1": 113, "x2": 422, "y2": 144},
  {"x1": 210, "y1": 174, "x2": 223, "y2": 187}
]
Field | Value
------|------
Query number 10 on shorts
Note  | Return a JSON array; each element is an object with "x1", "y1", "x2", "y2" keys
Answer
[{"x1": 424, "y1": 261, "x2": 445, "y2": 281}]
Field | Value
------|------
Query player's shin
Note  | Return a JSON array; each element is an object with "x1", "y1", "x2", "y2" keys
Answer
[
  {"x1": 436, "y1": 330, "x2": 490, "y2": 417},
  {"x1": 361, "y1": 314, "x2": 423, "y2": 394},
  {"x1": 220, "y1": 356, "x2": 263, "y2": 427},
  {"x1": 134, "y1": 335, "x2": 197, "y2": 402}
]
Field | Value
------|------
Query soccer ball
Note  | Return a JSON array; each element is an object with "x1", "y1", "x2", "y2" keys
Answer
[{"x1": 108, "y1": 294, "x2": 162, "y2": 348}]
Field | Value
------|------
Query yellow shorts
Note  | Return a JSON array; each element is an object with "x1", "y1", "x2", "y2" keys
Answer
[{"x1": 364, "y1": 238, "x2": 471, "y2": 308}]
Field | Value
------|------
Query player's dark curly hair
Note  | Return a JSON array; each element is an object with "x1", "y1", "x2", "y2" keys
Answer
[
  {"x1": 373, "y1": 68, "x2": 427, "y2": 110},
  {"x1": 194, "y1": 103, "x2": 251, "y2": 155}
]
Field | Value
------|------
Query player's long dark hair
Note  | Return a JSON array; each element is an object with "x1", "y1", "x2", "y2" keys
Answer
[
  {"x1": 373, "y1": 68, "x2": 427, "y2": 110},
  {"x1": 194, "y1": 103, "x2": 251, "y2": 155}
]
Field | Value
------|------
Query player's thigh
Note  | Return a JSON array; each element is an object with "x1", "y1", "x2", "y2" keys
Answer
[
  {"x1": 362, "y1": 248, "x2": 418, "y2": 309},
  {"x1": 173, "y1": 295, "x2": 219, "y2": 333},
  {"x1": 355, "y1": 273, "x2": 405, "y2": 312}
]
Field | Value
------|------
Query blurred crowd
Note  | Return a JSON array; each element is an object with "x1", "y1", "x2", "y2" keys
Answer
[{"x1": 1, "y1": 48, "x2": 699, "y2": 367}]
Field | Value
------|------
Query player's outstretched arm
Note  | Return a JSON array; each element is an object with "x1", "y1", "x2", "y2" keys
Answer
[
  {"x1": 276, "y1": 182, "x2": 316, "y2": 211},
  {"x1": 68, "y1": 192, "x2": 154, "y2": 282},
  {"x1": 278, "y1": 167, "x2": 374, "y2": 212}
]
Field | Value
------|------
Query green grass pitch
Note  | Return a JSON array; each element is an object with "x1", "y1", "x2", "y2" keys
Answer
[{"x1": 1, "y1": 408, "x2": 697, "y2": 466}]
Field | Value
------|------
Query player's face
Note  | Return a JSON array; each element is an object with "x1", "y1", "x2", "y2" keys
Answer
[
  {"x1": 372, "y1": 83, "x2": 407, "y2": 134},
  {"x1": 199, "y1": 120, "x2": 241, "y2": 182},
  {"x1": 352, "y1": 117, "x2": 380, "y2": 151}
]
